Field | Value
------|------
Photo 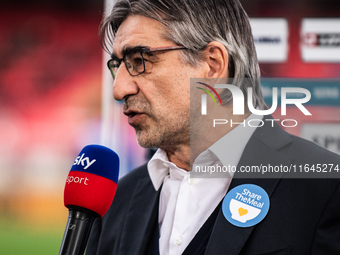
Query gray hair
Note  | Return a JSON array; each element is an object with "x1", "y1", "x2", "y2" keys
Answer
[{"x1": 100, "y1": 0, "x2": 267, "y2": 111}]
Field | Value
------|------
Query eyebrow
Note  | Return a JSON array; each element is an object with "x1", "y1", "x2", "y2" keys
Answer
[{"x1": 111, "y1": 45, "x2": 149, "y2": 59}]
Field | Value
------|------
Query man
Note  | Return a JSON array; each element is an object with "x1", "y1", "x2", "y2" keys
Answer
[{"x1": 87, "y1": 0, "x2": 340, "y2": 254}]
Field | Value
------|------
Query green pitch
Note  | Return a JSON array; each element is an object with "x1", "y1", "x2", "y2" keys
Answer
[{"x1": 0, "y1": 218, "x2": 64, "y2": 255}]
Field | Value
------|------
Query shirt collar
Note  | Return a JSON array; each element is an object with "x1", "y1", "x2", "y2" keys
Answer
[{"x1": 148, "y1": 149, "x2": 188, "y2": 190}]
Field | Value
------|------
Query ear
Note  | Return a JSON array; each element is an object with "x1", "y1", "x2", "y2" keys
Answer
[{"x1": 203, "y1": 41, "x2": 229, "y2": 78}]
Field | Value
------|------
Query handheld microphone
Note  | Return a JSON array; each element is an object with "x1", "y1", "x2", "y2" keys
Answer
[{"x1": 59, "y1": 145, "x2": 119, "y2": 255}]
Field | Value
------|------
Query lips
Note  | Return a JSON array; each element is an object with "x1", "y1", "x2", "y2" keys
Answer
[
  {"x1": 123, "y1": 109, "x2": 145, "y2": 125},
  {"x1": 123, "y1": 109, "x2": 143, "y2": 117}
]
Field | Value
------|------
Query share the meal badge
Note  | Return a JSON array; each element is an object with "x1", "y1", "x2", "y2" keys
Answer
[{"x1": 222, "y1": 184, "x2": 270, "y2": 227}]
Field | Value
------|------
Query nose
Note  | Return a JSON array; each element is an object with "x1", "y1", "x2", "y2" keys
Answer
[{"x1": 112, "y1": 63, "x2": 139, "y2": 101}]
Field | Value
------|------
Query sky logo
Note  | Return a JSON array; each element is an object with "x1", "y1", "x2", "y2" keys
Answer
[{"x1": 73, "y1": 153, "x2": 96, "y2": 170}]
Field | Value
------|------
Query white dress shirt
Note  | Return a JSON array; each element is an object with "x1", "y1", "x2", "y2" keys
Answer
[{"x1": 147, "y1": 114, "x2": 262, "y2": 255}]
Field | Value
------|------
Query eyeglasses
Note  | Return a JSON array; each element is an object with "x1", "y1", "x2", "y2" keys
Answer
[{"x1": 107, "y1": 45, "x2": 187, "y2": 79}]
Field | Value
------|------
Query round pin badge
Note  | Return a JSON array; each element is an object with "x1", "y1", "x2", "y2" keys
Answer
[{"x1": 222, "y1": 184, "x2": 270, "y2": 228}]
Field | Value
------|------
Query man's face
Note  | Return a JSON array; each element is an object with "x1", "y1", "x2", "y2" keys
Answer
[{"x1": 112, "y1": 15, "x2": 205, "y2": 150}]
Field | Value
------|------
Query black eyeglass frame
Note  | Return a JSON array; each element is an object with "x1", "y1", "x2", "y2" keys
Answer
[{"x1": 107, "y1": 45, "x2": 187, "y2": 79}]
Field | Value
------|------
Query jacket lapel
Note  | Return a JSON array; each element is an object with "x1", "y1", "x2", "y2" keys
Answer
[
  {"x1": 205, "y1": 119, "x2": 293, "y2": 255},
  {"x1": 120, "y1": 174, "x2": 160, "y2": 255}
]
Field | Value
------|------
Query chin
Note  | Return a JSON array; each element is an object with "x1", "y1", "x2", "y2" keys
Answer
[{"x1": 135, "y1": 131, "x2": 161, "y2": 149}]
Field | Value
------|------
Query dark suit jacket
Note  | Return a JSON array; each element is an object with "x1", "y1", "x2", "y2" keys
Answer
[{"x1": 86, "y1": 120, "x2": 340, "y2": 255}]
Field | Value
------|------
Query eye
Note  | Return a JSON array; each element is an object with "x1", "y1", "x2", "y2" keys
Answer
[
  {"x1": 132, "y1": 56, "x2": 143, "y2": 66},
  {"x1": 126, "y1": 51, "x2": 144, "y2": 69}
]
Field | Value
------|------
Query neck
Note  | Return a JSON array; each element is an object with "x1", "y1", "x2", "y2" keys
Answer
[
  {"x1": 165, "y1": 145, "x2": 191, "y2": 171},
  {"x1": 162, "y1": 108, "x2": 250, "y2": 172}
]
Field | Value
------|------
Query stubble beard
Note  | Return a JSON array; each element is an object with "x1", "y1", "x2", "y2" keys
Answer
[
  {"x1": 133, "y1": 110, "x2": 190, "y2": 150},
  {"x1": 124, "y1": 96, "x2": 190, "y2": 150}
]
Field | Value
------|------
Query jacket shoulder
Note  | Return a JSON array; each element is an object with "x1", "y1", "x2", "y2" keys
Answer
[
  {"x1": 112, "y1": 163, "x2": 150, "y2": 204},
  {"x1": 288, "y1": 134, "x2": 340, "y2": 163}
]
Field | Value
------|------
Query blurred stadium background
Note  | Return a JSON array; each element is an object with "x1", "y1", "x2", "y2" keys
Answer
[{"x1": 0, "y1": 0, "x2": 340, "y2": 254}]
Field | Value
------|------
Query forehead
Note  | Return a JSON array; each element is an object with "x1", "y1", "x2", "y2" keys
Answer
[{"x1": 112, "y1": 15, "x2": 168, "y2": 56}]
